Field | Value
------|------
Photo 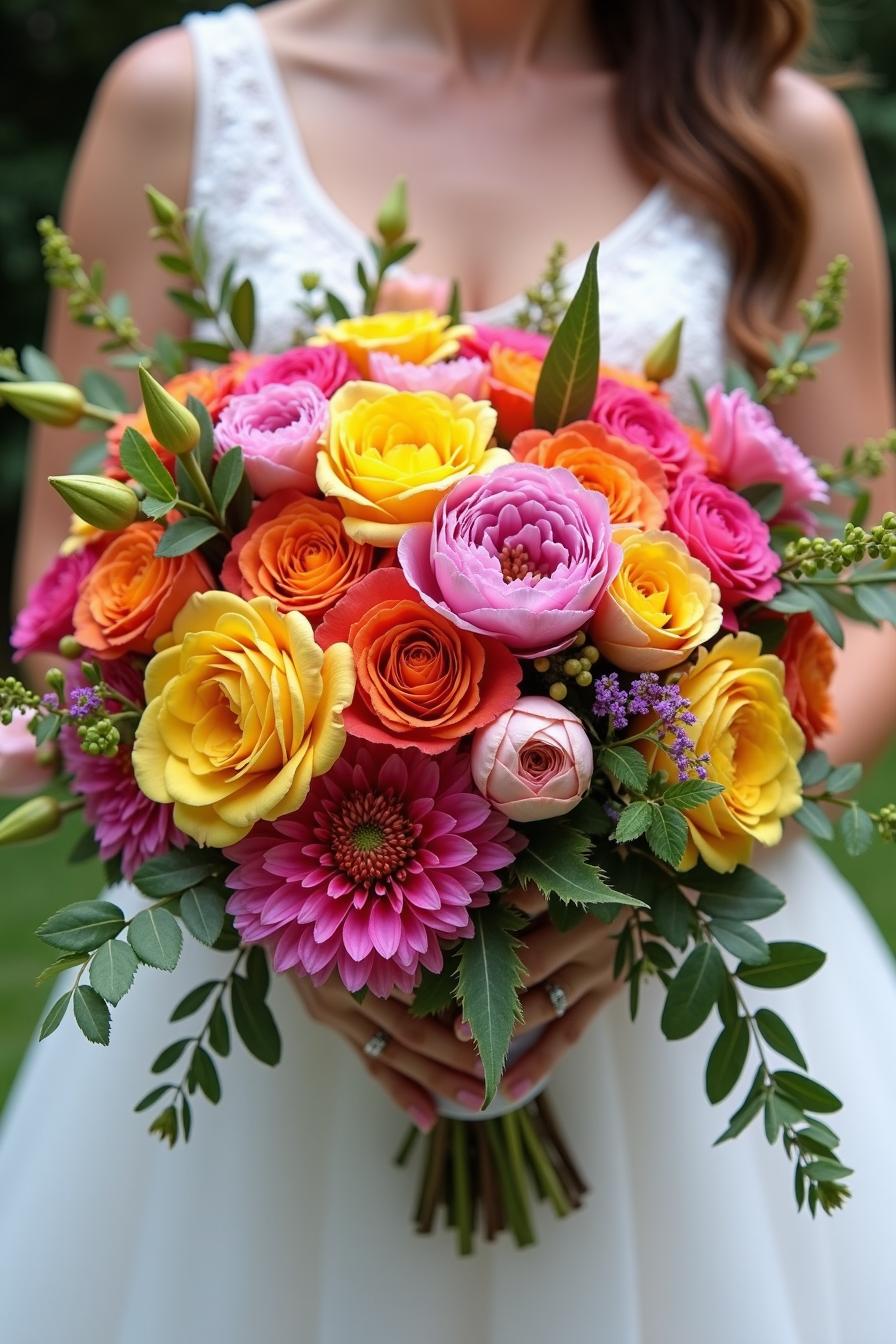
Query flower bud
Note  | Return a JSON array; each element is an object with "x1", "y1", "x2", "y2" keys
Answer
[
  {"x1": 643, "y1": 318, "x2": 684, "y2": 384},
  {"x1": 57, "y1": 636, "x2": 84, "y2": 660},
  {"x1": 49, "y1": 475, "x2": 139, "y2": 531},
  {"x1": 45, "y1": 668, "x2": 66, "y2": 699},
  {"x1": 376, "y1": 177, "x2": 408, "y2": 245},
  {"x1": 0, "y1": 795, "x2": 62, "y2": 845},
  {"x1": 144, "y1": 184, "x2": 181, "y2": 229},
  {"x1": 138, "y1": 365, "x2": 201, "y2": 456},
  {"x1": 0, "y1": 380, "x2": 86, "y2": 427}
]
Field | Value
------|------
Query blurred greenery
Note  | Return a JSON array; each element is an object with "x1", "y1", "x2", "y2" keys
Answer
[{"x1": 1, "y1": 0, "x2": 895, "y2": 1109}]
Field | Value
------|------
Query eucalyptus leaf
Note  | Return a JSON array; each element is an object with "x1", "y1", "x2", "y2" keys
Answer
[
  {"x1": 755, "y1": 1009, "x2": 807, "y2": 1069},
  {"x1": 774, "y1": 1070, "x2": 842, "y2": 1114},
  {"x1": 134, "y1": 1085, "x2": 173, "y2": 1113},
  {"x1": 170, "y1": 980, "x2": 218, "y2": 1021},
  {"x1": 736, "y1": 941, "x2": 825, "y2": 989},
  {"x1": 190, "y1": 1046, "x2": 221, "y2": 1103},
  {"x1": 709, "y1": 919, "x2": 770, "y2": 967},
  {"x1": 705, "y1": 1017, "x2": 750, "y2": 1104},
  {"x1": 231, "y1": 975, "x2": 282, "y2": 1066},
  {"x1": 208, "y1": 1000, "x2": 231, "y2": 1057},
  {"x1": 660, "y1": 943, "x2": 725, "y2": 1040},
  {"x1": 151, "y1": 1039, "x2": 190, "y2": 1073},
  {"x1": 246, "y1": 946, "x2": 270, "y2": 998},
  {"x1": 694, "y1": 865, "x2": 786, "y2": 921}
]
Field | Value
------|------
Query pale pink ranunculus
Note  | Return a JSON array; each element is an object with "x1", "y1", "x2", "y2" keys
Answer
[
  {"x1": 705, "y1": 385, "x2": 829, "y2": 528},
  {"x1": 213, "y1": 380, "x2": 329, "y2": 498},
  {"x1": 0, "y1": 710, "x2": 54, "y2": 797},
  {"x1": 236, "y1": 344, "x2": 358, "y2": 399},
  {"x1": 368, "y1": 352, "x2": 488, "y2": 398},
  {"x1": 376, "y1": 272, "x2": 452, "y2": 315},
  {"x1": 592, "y1": 378, "x2": 702, "y2": 486},
  {"x1": 471, "y1": 696, "x2": 593, "y2": 822}
]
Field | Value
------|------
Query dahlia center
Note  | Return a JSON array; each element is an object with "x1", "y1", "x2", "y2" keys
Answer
[
  {"x1": 499, "y1": 542, "x2": 548, "y2": 583},
  {"x1": 329, "y1": 788, "x2": 417, "y2": 883}
]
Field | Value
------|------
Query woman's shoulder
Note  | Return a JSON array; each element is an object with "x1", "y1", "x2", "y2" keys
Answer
[
  {"x1": 96, "y1": 26, "x2": 194, "y2": 133},
  {"x1": 764, "y1": 69, "x2": 862, "y2": 177}
]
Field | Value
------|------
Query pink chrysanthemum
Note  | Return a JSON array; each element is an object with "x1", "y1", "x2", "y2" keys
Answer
[
  {"x1": 60, "y1": 661, "x2": 187, "y2": 879},
  {"x1": 224, "y1": 742, "x2": 524, "y2": 998},
  {"x1": 11, "y1": 543, "x2": 101, "y2": 660}
]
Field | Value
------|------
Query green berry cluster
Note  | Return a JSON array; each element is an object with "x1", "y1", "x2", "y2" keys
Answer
[
  {"x1": 798, "y1": 255, "x2": 850, "y2": 334},
  {"x1": 762, "y1": 256, "x2": 850, "y2": 401},
  {"x1": 37, "y1": 216, "x2": 142, "y2": 347},
  {"x1": 514, "y1": 241, "x2": 569, "y2": 336},
  {"x1": 0, "y1": 676, "x2": 40, "y2": 724},
  {"x1": 784, "y1": 513, "x2": 896, "y2": 577},
  {"x1": 818, "y1": 430, "x2": 896, "y2": 485},
  {"x1": 76, "y1": 718, "x2": 121, "y2": 757},
  {"x1": 877, "y1": 803, "x2": 896, "y2": 842},
  {"x1": 0, "y1": 348, "x2": 19, "y2": 373},
  {"x1": 532, "y1": 631, "x2": 600, "y2": 701}
]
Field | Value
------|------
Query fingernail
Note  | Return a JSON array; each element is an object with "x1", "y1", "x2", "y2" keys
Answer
[
  {"x1": 408, "y1": 1104, "x2": 435, "y2": 1134},
  {"x1": 456, "y1": 1088, "x2": 484, "y2": 1112},
  {"x1": 472, "y1": 1058, "x2": 484, "y2": 1079},
  {"x1": 505, "y1": 1076, "x2": 533, "y2": 1102},
  {"x1": 455, "y1": 1019, "x2": 472, "y2": 1041}
]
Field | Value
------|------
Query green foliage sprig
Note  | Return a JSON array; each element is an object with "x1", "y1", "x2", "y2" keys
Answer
[
  {"x1": 514, "y1": 241, "x2": 569, "y2": 336},
  {"x1": 757, "y1": 255, "x2": 850, "y2": 403}
]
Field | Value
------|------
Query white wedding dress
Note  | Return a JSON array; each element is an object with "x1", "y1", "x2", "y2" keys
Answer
[{"x1": 2, "y1": 7, "x2": 894, "y2": 1341}]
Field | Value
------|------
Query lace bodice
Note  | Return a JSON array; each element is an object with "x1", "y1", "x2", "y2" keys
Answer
[{"x1": 185, "y1": 4, "x2": 733, "y2": 416}]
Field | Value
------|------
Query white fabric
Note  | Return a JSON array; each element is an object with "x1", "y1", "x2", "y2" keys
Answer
[{"x1": 1, "y1": 6, "x2": 894, "y2": 1340}]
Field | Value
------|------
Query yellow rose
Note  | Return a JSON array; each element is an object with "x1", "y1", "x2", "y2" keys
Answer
[
  {"x1": 590, "y1": 528, "x2": 722, "y2": 671},
  {"x1": 132, "y1": 592, "x2": 355, "y2": 847},
  {"x1": 310, "y1": 310, "x2": 471, "y2": 377},
  {"x1": 316, "y1": 381, "x2": 509, "y2": 546},
  {"x1": 640, "y1": 633, "x2": 805, "y2": 873}
]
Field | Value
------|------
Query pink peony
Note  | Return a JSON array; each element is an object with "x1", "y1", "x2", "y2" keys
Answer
[
  {"x1": 60, "y1": 661, "x2": 186, "y2": 878},
  {"x1": 214, "y1": 380, "x2": 329, "y2": 497},
  {"x1": 591, "y1": 378, "x2": 703, "y2": 485},
  {"x1": 0, "y1": 710, "x2": 54, "y2": 797},
  {"x1": 398, "y1": 462, "x2": 621, "y2": 658},
  {"x1": 237, "y1": 344, "x2": 359, "y2": 399},
  {"x1": 224, "y1": 741, "x2": 523, "y2": 998},
  {"x1": 459, "y1": 325, "x2": 550, "y2": 362},
  {"x1": 705, "y1": 385, "x2": 829, "y2": 527},
  {"x1": 368, "y1": 352, "x2": 488, "y2": 398},
  {"x1": 471, "y1": 697, "x2": 593, "y2": 822},
  {"x1": 376, "y1": 272, "x2": 452, "y2": 314},
  {"x1": 665, "y1": 472, "x2": 781, "y2": 615},
  {"x1": 11, "y1": 543, "x2": 102, "y2": 661}
]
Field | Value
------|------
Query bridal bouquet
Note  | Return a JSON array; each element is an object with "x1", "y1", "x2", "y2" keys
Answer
[{"x1": 2, "y1": 183, "x2": 895, "y2": 1252}]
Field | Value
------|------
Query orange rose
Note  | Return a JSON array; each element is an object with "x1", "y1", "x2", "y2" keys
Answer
[
  {"x1": 512, "y1": 420, "x2": 669, "y2": 528},
  {"x1": 73, "y1": 521, "x2": 214, "y2": 658},
  {"x1": 599, "y1": 363, "x2": 665, "y2": 399},
  {"x1": 221, "y1": 491, "x2": 386, "y2": 621},
  {"x1": 777, "y1": 612, "x2": 839, "y2": 749},
  {"x1": 685, "y1": 424, "x2": 718, "y2": 473},
  {"x1": 487, "y1": 345, "x2": 543, "y2": 443},
  {"x1": 316, "y1": 568, "x2": 521, "y2": 753}
]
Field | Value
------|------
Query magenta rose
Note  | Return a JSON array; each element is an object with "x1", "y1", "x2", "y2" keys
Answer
[
  {"x1": 591, "y1": 378, "x2": 702, "y2": 485},
  {"x1": 237, "y1": 343, "x2": 358, "y2": 399},
  {"x1": 471, "y1": 697, "x2": 593, "y2": 821},
  {"x1": 398, "y1": 462, "x2": 622, "y2": 658},
  {"x1": 459, "y1": 325, "x2": 550, "y2": 362},
  {"x1": 214, "y1": 380, "x2": 329, "y2": 497},
  {"x1": 665, "y1": 471, "x2": 781, "y2": 615},
  {"x1": 705, "y1": 385, "x2": 829, "y2": 528},
  {"x1": 368, "y1": 352, "x2": 488, "y2": 398},
  {"x1": 11, "y1": 543, "x2": 101, "y2": 660}
]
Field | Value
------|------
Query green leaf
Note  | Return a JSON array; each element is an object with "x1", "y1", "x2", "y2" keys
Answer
[
  {"x1": 181, "y1": 1096, "x2": 193, "y2": 1141},
  {"x1": 705, "y1": 1017, "x2": 750, "y2": 1103},
  {"x1": 178, "y1": 339, "x2": 234, "y2": 364},
  {"x1": 645, "y1": 804, "x2": 688, "y2": 868},
  {"x1": 37, "y1": 900, "x2": 125, "y2": 953},
  {"x1": 133, "y1": 850, "x2": 220, "y2": 898},
  {"x1": 409, "y1": 959, "x2": 458, "y2": 1018},
  {"x1": 180, "y1": 885, "x2": 226, "y2": 946},
  {"x1": 89, "y1": 938, "x2": 139, "y2": 1005},
  {"x1": 39, "y1": 990, "x2": 73, "y2": 1040},
  {"x1": 694, "y1": 865, "x2": 786, "y2": 921},
  {"x1": 754, "y1": 1008, "x2": 807, "y2": 1069},
  {"x1": 724, "y1": 360, "x2": 758, "y2": 398},
  {"x1": 119, "y1": 427, "x2": 177, "y2": 501},
  {"x1": 134, "y1": 1085, "x2": 172, "y2": 1113},
  {"x1": 793, "y1": 799, "x2": 834, "y2": 841},
  {"x1": 81, "y1": 368, "x2": 129, "y2": 412},
  {"x1": 648, "y1": 879, "x2": 692, "y2": 951},
  {"x1": 231, "y1": 975, "x2": 282, "y2": 1066},
  {"x1": 566, "y1": 794, "x2": 612, "y2": 837},
  {"x1": 230, "y1": 278, "x2": 256, "y2": 347},
  {"x1": 73, "y1": 985, "x2": 111, "y2": 1044},
  {"x1": 736, "y1": 941, "x2": 825, "y2": 989},
  {"x1": 714, "y1": 1089, "x2": 766, "y2": 1144},
  {"x1": 533, "y1": 243, "x2": 600, "y2": 432},
  {"x1": 770, "y1": 584, "x2": 844, "y2": 647},
  {"x1": 764, "y1": 1092, "x2": 782, "y2": 1144},
  {"x1": 662, "y1": 779, "x2": 725, "y2": 809},
  {"x1": 547, "y1": 894, "x2": 587, "y2": 932},
  {"x1": 689, "y1": 378, "x2": 708, "y2": 429},
  {"x1": 446, "y1": 278, "x2": 462, "y2": 327},
  {"x1": 34, "y1": 713, "x2": 61, "y2": 745},
  {"x1": 613, "y1": 800, "x2": 654, "y2": 843},
  {"x1": 208, "y1": 1000, "x2": 231, "y2": 1057},
  {"x1": 709, "y1": 919, "x2": 770, "y2": 967},
  {"x1": 35, "y1": 952, "x2": 89, "y2": 987},
  {"x1": 824, "y1": 762, "x2": 862, "y2": 794},
  {"x1": 739, "y1": 481, "x2": 784, "y2": 521},
  {"x1": 854, "y1": 581, "x2": 896, "y2": 624},
  {"x1": 597, "y1": 744, "x2": 649, "y2": 794},
  {"x1": 798, "y1": 750, "x2": 830, "y2": 788},
  {"x1": 69, "y1": 440, "x2": 109, "y2": 473},
  {"x1": 141, "y1": 495, "x2": 174, "y2": 520},
  {"x1": 151, "y1": 1038, "x2": 190, "y2": 1073},
  {"x1": 774, "y1": 1070, "x2": 842, "y2": 1114},
  {"x1": 211, "y1": 446, "x2": 245, "y2": 516},
  {"x1": 325, "y1": 291, "x2": 351, "y2": 322},
  {"x1": 128, "y1": 907, "x2": 183, "y2": 972},
  {"x1": 514, "y1": 822, "x2": 642, "y2": 907},
  {"x1": 154, "y1": 517, "x2": 220, "y2": 558},
  {"x1": 246, "y1": 946, "x2": 270, "y2": 998},
  {"x1": 660, "y1": 943, "x2": 726, "y2": 1040},
  {"x1": 186, "y1": 396, "x2": 216, "y2": 475},
  {"x1": 167, "y1": 290, "x2": 215, "y2": 321},
  {"x1": 21, "y1": 345, "x2": 62, "y2": 381},
  {"x1": 839, "y1": 806, "x2": 875, "y2": 857},
  {"x1": 170, "y1": 980, "x2": 218, "y2": 1021},
  {"x1": 190, "y1": 1045, "x2": 221, "y2": 1103},
  {"x1": 803, "y1": 1159, "x2": 853, "y2": 1182},
  {"x1": 799, "y1": 1119, "x2": 840, "y2": 1148},
  {"x1": 457, "y1": 905, "x2": 525, "y2": 1106}
]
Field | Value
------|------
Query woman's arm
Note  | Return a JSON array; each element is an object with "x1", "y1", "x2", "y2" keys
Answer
[
  {"x1": 766, "y1": 72, "x2": 896, "y2": 766},
  {"x1": 15, "y1": 27, "x2": 194, "y2": 604}
]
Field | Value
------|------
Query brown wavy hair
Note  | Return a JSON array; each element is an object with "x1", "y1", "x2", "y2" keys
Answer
[{"x1": 591, "y1": 0, "x2": 814, "y2": 366}]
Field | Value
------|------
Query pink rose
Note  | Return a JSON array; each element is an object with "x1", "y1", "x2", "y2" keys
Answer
[
  {"x1": 376, "y1": 272, "x2": 452, "y2": 314},
  {"x1": 665, "y1": 472, "x2": 781, "y2": 616},
  {"x1": 237, "y1": 344, "x2": 358, "y2": 399},
  {"x1": 705, "y1": 385, "x2": 829, "y2": 528},
  {"x1": 213, "y1": 380, "x2": 329, "y2": 498},
  {"x1": 368, "y1": 352, "x2": 488, "y2": 398},
  {"x1": 471, "y1": 696, "x2": 593, "y2": 821},
  {"x1": 0, "y1": 710, "x2": 54, "y2": 797},
  {"x1": 11, "y1": 544, "x2": 101, "y2": 661},
  {"x1": 459, "y1": 325, "x2": 551, "y2": 362},
  {"x1": 591, "y1": 378, "x2": 703, "y2": 485}
]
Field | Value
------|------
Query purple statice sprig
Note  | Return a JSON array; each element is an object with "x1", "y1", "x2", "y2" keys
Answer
[
  {"x1": 68, "y1": 685, "x2": 103, "y2": 718},
  {"x1": 593, "y1": 671, "x2": 710, "y2": 782}
]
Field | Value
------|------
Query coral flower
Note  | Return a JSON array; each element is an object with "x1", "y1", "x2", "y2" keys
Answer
[
  {"x1": 223, "y1": 741, "x2": 523, "y2": 998},
  {"x1": 316, "y1": 568, "x2": 521, "y2": 753},
  {"x1": 310, "y1": 311, "x2": 471, "y2": 378},
  {"x1": 777, "y1": 612, "x2": 839, "y2": 749},
  {"x1": 512, "y1": 420, "x2": 669, "y2": 528},
  {"x1": 486, "y1": 345, "x2": 543, "y2": 443},
  {"x1": 221, "y1": 491, "x2": 384, "y2": 622}
]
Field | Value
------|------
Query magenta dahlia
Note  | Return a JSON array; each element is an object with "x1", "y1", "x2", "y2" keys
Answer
[{"x1": 224, "y1": 742, "x2": 524, "y2": 998}]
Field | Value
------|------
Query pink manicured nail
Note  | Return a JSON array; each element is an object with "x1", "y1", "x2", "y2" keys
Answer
[
  {"x1": 457, "y1": 1088, "x2": 484, "y2": 1111},
  {"x1": 506, "y1": 1076, "x2": 534, "y2": 1101},
  {"x1": 408, "y1": 1105, "x2": 435, "y2": 1133},
  {"x1": 472, "y1": 1058, "x2": 484, "y2": 1079},
  {"x1": 455, "y1": 1019, "x2": 472, "y2": 1041}
]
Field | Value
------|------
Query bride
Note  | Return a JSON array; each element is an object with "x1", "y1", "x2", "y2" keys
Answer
[{"x1": 4, "y1": 2, "x2": 896, "y2": 1340}]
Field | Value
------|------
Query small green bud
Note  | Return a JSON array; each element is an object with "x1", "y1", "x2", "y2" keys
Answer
[
  {"x1": 583, "y1": 645, "x2": 600, "y2": 665},
  {"x1": 138, "y1": 365, "x2": 201, "y2": 456},
  {"x1": 563, "y1": 658, "x2": 582, "y2": 677},
  {"x1": 548, "y1": 681, "x2": 568, "y2": 702},
  {"x1": 0, "y1": 380, "x2": 86, "y2": 427},
  {"x1": 57, "y1": 636, "x2": 83, "y2": 660},
  {"x1": 573, "y1": 631, "x2": 587, "y2": 648},
  {"x1": 300, "y1": 271, "x2": 321, "y2": 292},
  {"x1": 375, "y1": 177, "x2": 408, "y2": 246},
  {"x1": 45, "y1": 668, "x2": 65, "y2": 698},
  {"x1": 49, "y1": 475, "x2": 139, "y2": 532},
  {"x1": 533, "y1": 657, "x2": 551, "y2": 674},
  {"x1": 0, "y1": 796, "x2": 62, "y2": 846},
  {"x1": 80, "y1": 661, "x2": 102, "y2": 686},
  {"x1": 643, "y1": 317, "x2": 684, "y2": 384},
  {"x1": 144, "y1": 184, "x2": 181, "y2": 229},
  {"x1": 575, "y1": 670, "x2": 593, "y2": 688}
]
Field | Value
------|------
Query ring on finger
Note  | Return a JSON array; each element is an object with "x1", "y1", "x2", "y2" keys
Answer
[
  {"x1": 363, "y1": 1028, "x2": 390, "y2": 1058},
  {"x1": 544, "y1": 981, "x2": 569, "y2": 1018}
]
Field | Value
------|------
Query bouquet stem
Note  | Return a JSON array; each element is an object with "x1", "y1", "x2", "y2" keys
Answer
[{"x1": 395, "y1": 1091, "x2": 587, "y2": 1255}]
